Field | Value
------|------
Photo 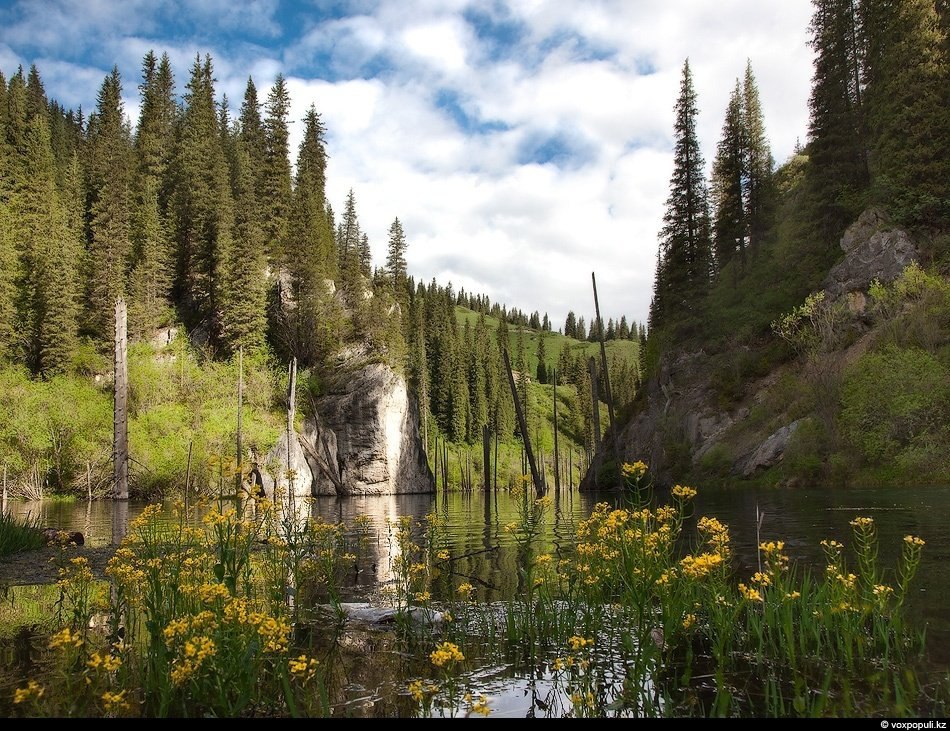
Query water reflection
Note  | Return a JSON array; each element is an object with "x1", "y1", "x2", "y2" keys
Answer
[{"x1": 7, "y1": 485, "x2": 950, "y2": 636}]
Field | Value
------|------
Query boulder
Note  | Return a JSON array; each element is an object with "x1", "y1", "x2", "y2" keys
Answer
[
  {"x1": 740, "y1": 420, "x2": 804, "y2": 476},
  {"x1": 823, "y1": 208, "x2": 918, "y2": 299}
]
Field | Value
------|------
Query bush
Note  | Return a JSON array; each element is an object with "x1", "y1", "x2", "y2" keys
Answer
[{"x1": 840, "y1": 345, "x2": 950, "y2": 482}]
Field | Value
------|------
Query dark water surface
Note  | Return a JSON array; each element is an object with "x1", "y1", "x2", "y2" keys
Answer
[{"x1": 4, "y1": 484, "x2": 950, "y2": 714}]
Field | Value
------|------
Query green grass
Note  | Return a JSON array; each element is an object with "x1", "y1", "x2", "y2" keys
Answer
[
  {"x1": 454, "y1": 306, "x2": 639, "y2": 378},
  {"x1": 0, "y1": 512, "x2": 46, "y2": 557}
]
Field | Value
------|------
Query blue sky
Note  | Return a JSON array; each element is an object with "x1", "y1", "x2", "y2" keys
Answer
[{"x1": 0, "y1": 0, "x2": 814, "y2": 328}]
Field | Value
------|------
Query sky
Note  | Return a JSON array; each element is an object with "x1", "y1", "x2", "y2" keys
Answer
[{"x1": 0, "y1": 0, "x2": 816, "y2": 330}]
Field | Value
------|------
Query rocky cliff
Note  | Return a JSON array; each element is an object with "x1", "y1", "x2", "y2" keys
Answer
[
  {"x1": 262, "y1": 356, "x2": 433, "y2": 497},
  {"x1": 582, "y1": 208, "x2": 920, "y2": 489},
  {"x1": 311, "y1": 361, "x2": 433, "y2": 495}
]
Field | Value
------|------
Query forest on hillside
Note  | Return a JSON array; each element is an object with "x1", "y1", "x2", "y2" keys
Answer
[
  {"x1": 0, "y1": 52, "x2": 643, "y2": 497},
  {"x1": 638, "y1": 0, "x2": 949, "y2": 486},
  {"x1": 1, "y1": 0, "x2": 947, "y2": 495}
]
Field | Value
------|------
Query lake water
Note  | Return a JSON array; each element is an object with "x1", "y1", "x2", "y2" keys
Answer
[{"x1": 4, "y1": 483, "x2": 950, "y2": 714}]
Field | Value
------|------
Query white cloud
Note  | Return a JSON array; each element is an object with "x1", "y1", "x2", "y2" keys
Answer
[{"x1": 0, "y1": 0, "x2": 817, "y2": 327}]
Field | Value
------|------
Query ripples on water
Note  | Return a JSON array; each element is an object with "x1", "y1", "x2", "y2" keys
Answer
[{"x1": 5, "y1": 484, "x2": 950, "y2": 714}]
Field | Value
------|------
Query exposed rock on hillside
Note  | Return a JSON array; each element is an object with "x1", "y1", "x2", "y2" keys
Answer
[
  {"x1": 312, "y1": 361, "x2": 433, "y2": 495},
  {"x1": 582, "y1": 208, "x2": 922, "y2": 489},
  {"x1": 823, "y1": 207, "x2": 918, "y2": 299}
]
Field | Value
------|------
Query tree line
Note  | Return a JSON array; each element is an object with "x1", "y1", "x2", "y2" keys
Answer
[
  {"x1": 648, "y1": 0, "x2": 949, "y2": 343},
  {"x1": 0, "y1": 51, "x2": 642, "y2": 462}
]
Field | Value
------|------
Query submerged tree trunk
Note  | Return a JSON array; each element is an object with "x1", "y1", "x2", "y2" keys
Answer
[{"x1": 114, "y1": 298, "x2": 128, "y2": 501}]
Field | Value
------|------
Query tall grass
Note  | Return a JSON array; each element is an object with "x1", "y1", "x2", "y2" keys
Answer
[
  {"x1": 0, "y1": 512, "x2": 46, "y2": 557},
  {"x1": 5, "y1": 466, "x2": 943, "y2": 717}
]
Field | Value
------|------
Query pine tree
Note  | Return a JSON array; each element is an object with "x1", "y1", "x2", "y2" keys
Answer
[
  {"x1": 337, "y1": 189, "x2": 364, "y2": 297},
  {"x1": 261, "y1": 74, "x2": 292, "y2": 260},
  {"x1": 173, "y1": 54, "x2": 234, "y2": 343},
  {"x1": 536, "y1": 331, "x2": 548, "y2": 384},
  {"x1": 282, "y1": 105, "x2": 339, "y2": 364},
  {"x1": 711, "y1": 80, "x2": 746, "y2": 275},
  {"x1": 564, "y1": 311, "x2": 576, "y2": 338},
  {"x1": 805, "y1": 0, "x2": 869, "y2": 240},
  {"x1": 650, "y1": 59, "x2": 712, "y2": 337},
  {"x1": 385, "y1": 217, "x2": 408, "y2": 295},
  {"x1": 217, "y1": 140, "x2": 267, "y2": 355},
  {"x1": 25, "y1": 64, "x2": 47, "y2": 122},
  {"x1": 618, "y1": 315, "x2": 630, "y2": 339},
  {"x1": 862, "y1": 0, "x2": 950, "y2": 225},
  {"x1": 742, "y1": 61, "x2": 773, "y2": 254},
  {"x1": 576, "y1": 316, "x2": 586, "y2": 341},
  {"x1": 22, "y1": 116, "x2": 77, "y2": 374},
  {"x1": 86, "y1": 66, "x2": 132, "y2": 342},
  {"x1": 130, "y1": 52, "x2": 175, "y2": 338},
  {"x1": 135, "y1": 51, "x2": 177, "y2": 204}
]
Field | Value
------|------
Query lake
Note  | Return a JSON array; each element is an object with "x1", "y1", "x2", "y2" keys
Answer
[{"x1": 3, "y1": 483, "x2": 950, "y2": 715}]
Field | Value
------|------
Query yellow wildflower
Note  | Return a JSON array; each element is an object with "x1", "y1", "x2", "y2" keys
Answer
[
  {"x1": 671, "y1": 484, "x2": 697, "y2": 501},
  {"x1": 621, "y1": 461, "x2": 648, "y2": 479},
  {"x1": 457, "y1": 582, "x2": 475, "y2": 599},
  {"x1": 13, "y1": 680, "x2": 45, "y2": 704},
  {"x1": 751, "y1": 572, "x2": 771, "y2": 586},
  {"x1": 408, "y1": 679, "x2": 425, "y2": 702},
  {"x1": 682, "y1": 613, "x2": 697, "y2": 630},
  {"x1": 86, "y1": 652, "x2": 122, "y2": 673},
  {"x1": 48, "y1": 627, "x2": 83, "y2": 650},
  {"x1": 470, "y1": 695, "x2": 491, "y2": 716},
  {"x1": 567, "y1": 636, "x2": 592, "y2": 650},
  {"x1": 101, "y1": 690, "x2": 129, "y2": 713},
  {"x1": 436, "y1": 550, "x2": 450, "y2": 561},
  {"x1": 904, "y1": 535, "x2": 925, "y2": 547},
  {"x1": 430, "y1": 641, "x2": 464, "y2": 667},
  {"x1": 849, "y1": 516, "x2": 874, "y2": 529},
  {"x1": 738, "y1": 583, "x2": 763, "y2": 602},
  {"x1": 288, "y1": 654, "x2": 319, "y2": 680},
  {"x1": 414, "y1": 591, "x2": 431, "y2": 603}
]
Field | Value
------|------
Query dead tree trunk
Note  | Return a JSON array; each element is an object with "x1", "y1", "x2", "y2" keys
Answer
[
  {"x1": 589, "y1": 356, "x2": 602, "y2": 454},
  {"x1": 503, "y1": 349, "x2": 543, "y2": 497},
  {"x1": 553, "y1": 370, "x2": 561, "y2": 491},
  {"x1": 482, "y1": 424, "x2": 491, "y2": 492},
  {"x1": 592, "y1": 272, "x2": 618, "y2": 462},
  {"x1": 114, "y1": 298, "x2": 129, "y2": 501},
  {"x1": 236, "y1": 346, "x2": 244, "y2": 498}
]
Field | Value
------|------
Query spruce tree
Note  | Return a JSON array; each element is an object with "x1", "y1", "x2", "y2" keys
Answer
[
  {"x1": 173, "y1": 54, "x2": 234, "y2": 344},
  {"x1": 337, "y1": 189, "x2": 364, "y2": 297},
  {"x1": 130, "y1": 52, "x2": 175, "y2": 338},
  {"x1": 86, "y1": 66, "x2": 132, "y2": 342},
  {"x1": 283, "y1": 105, "x2": 338, "y2": 364},
  {"x1": 805, "y1": 0, "x2": 869, "y2": 240},
  {"x1": 385, "y1": 217, "x2": 408, "y2": 295},
  {"x1": 261, "y1": 74, "x2": 292, "y2": 261},
  {"x1": 650, "y1": 59, "x2": 712, "y2": 337},
  {"x1": 25, "y1": 64, "x2": 47, "y2": 122},
  {"x1": 742, "y1": 61, "x2": 773, "y2": 254},
  {"x1": 536, "y1": 331, "x2": 548, "y2": 384},
  {"x1": 862, "y1": 0, "x2": 950, "y2": 225},
  {"x1": 218, "y1": 141, "x2": 267, "y2": 355},
  {"x1": 711, "y1": 80, "x2": 746, "y2": 275},
  {"x1": 22, "y1": 116, "x2": 77, "y2": 374}
]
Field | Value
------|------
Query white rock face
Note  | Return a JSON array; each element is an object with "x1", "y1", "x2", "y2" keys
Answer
[
  {"x1": 315, "y1": 362, "x2": 433, "y2": 495},
  {"x1": 261, "y1": 432, "x2": 314, "y2": 499}
]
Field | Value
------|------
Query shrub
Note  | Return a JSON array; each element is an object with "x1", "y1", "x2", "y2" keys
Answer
[{"x1": 840, "y1": 345, "x2": 950, "y2": 482}]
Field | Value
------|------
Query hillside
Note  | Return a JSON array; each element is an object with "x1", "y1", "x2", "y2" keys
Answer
[{"x1": 593, "y1": 209, "x2": 950, "y2": 491}]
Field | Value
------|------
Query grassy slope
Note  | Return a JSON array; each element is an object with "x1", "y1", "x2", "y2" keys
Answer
[
  {"x1": 455, "y1": 306, "x2": 639, "y2": 377},
  {"x1": 432, "y1": 306, "x2": 631, "y2": 490}
]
